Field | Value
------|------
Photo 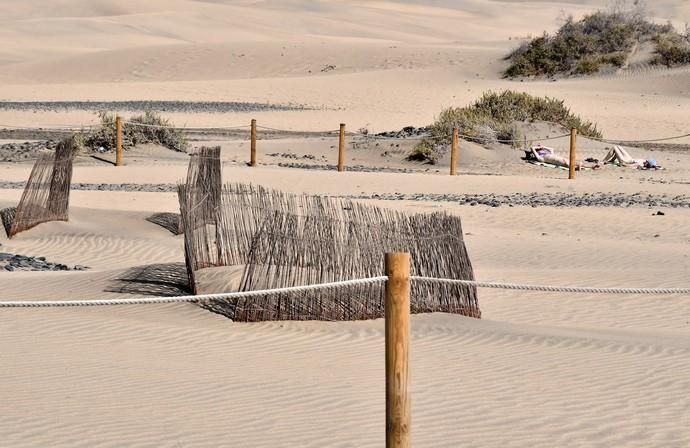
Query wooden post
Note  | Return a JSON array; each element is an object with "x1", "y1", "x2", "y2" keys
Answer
[
  {"x1": 569, "y1": 127, "x2": 577, "y2": 180},
  {"x1": 338, "y1": 123, "x2": 346, "y2": 172},
  {"x1": 450, "y1": 127, "x2": 458, "y2": 176},
  {"x1": 385, "y1": 252, "x2": 411, "y2": 448},
  {"x1": 115, "y1": 115, "x2": 123, "y2": 167},
  {"x1": 250, "y1": 119, "x2": 257, "y2": 167}
]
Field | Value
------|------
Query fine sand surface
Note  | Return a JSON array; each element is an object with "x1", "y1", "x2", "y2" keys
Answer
[{"x1": 1, "y1": 0, "x2": 690, "y2": 447}]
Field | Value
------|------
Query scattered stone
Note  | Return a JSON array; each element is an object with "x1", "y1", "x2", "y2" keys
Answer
[
  {"x1": 347, "y1": 192, "x2": 690, "y2": 209},
  {"x1": 374, "y1": 126, "x2": 431, "y2": 139},
  {"x1": 0, "y1": 252, "x2": 88, "y2": 272}
]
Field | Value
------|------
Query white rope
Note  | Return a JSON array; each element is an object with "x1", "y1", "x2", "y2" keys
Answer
[
  {"x1": 412, "y1": 277, "x2": 690, "y2": 294},
  {"x1": 0, "y1": 123, "x2": 97, "y2": 130},
  {"x1": 122, "y1": 121, "x2": 250, "y2": 130},
  {"x1": 4, "y1": 275, "x2": 690, "y2": 308},
  {"x1": 590, "y1": 133, "x2": 690, "y2": 144},
  {"x1": 0, "y1": 277, "x2": 387, "y2": 308},
  {"x1": 458, "y1": 132, "x2": 571, "y2": 143}
]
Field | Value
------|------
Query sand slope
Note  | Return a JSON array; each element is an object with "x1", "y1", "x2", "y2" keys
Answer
[{"x1": 2, "y1": 172, "x2": 690, "y2": 446}]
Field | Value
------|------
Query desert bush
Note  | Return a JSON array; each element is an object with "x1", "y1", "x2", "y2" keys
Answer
[
  {"x1": 575, "y1": 56, "x2": 602, "y2": 74},
  {"x1": 504, "y1": 5, "x2": 684, "y2": 77},
  {"x1": 82, "y1": 111, "x2": 188, "y2": 152},
  {"x1": 652, "y1": 34, "x2": 690, "y2": 67},
  {"x1": 407, "y1": 139, "x2": 438, "y2": 164},
  {"x1": 408, "y1": 91, "x2": 600, "y2": 163}
]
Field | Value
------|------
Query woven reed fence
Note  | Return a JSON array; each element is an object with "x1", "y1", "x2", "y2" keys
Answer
[
  {"x1": 5, "y1": 138, "x2": 76, "y2": 238},
  {"x1": 179, "y1": 146, "x2": 222, "y2": 289},
  {"x1": 179, "y1": 178, "x2": 480, "y2": 321}
]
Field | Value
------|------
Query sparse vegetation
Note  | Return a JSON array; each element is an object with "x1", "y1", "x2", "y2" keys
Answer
[
  {"x1": 407, "y1": 90, "x2": 601, "y2": 164},
  {"x1": 652, "y1": 32, "x2": 690, "y2": 67},
  {"x1": 82, "y1": 111, "x2": 188, "y2": 152},
  {"x1": 504, "y1": 2, "x2": 688, "y2": 77}
]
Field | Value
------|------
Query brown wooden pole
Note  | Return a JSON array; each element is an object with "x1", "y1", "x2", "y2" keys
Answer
[
  {"x1": 385, "y1": 252, "x2": 411, "y2": 448},
  {"x1": 338, "y1": 123, "x2": 346, "y2": 172},
  {"x1": 250, "y1": 119, "x2": 257, "y2": 167},
  {"x1": 115, "y1": 115, "x2": 123, "y2": 167},
  {"x1": 569, "y1": 127, "x2": 577, "y2": 180},
  {"x1": 450, "y1": 127, "x2": 458, "y2": 176}
]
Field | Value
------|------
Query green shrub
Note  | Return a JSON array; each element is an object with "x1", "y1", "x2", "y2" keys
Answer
[
  {"x1": 652, "y1": 34, "x2": 690, "y2": 67},
  {"x1": 409, "y1": 90, "x2": 601, "y2": 162},
  {"x1": 407, "y1": 139, "x2": 438, "y2": 164},
  {"x1": 82, "y1": 111, "x2": 188, "y2": 153},
  {"x1": 504, "y1": 8, "x2": 685, "y2": 77},
  {"x1": 575, "y1": 56, "x2": 602, "y2": 74}
]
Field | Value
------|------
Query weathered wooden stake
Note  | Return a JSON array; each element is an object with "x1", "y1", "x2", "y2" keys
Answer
[
  {"x1": 338, "y1": 123, "x2": 346, "y2": 172},
  {"x1": 115, "y1": 115, "x2": 123, "y2": 167},
  {"x1": 250, "y1": 119, "x2": 257, "y2": 167},
  {"x1": 450, "y1": 127, "x2": 458, "y2": 176},
  {"x1": 569, "y1": 127, "x2": 577, "y2": 180},
  {"x1": 385, "y1": 252, "x2": 411, "y2": 448}
]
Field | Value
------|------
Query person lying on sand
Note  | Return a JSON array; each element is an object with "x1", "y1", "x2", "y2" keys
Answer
[
  {"x1": 599, "y1": 145, "x2": 659, "y2": 169},
  {"x1": 525, "y1": 145, "x2": 599, "y2": 170}
]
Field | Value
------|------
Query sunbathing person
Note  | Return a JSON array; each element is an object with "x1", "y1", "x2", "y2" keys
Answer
[
  {"x1": 526, "y1": 145, "x2": 597, "y2": 170},
  {"x1": 601, "y1": 145, "x2": 658, "y2": 169}
]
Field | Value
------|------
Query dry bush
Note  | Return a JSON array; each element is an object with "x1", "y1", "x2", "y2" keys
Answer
[
  {"x1": 504, "y1": 4, "x2": 683, "y2": 77},
  {"x1": 82, "y1": 111, "x2": 188, "y2": 153},
  {"x1": 408, "y1": 91, "x2": 599, "y2": 163}
]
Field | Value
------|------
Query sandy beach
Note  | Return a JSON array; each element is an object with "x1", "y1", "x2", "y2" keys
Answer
[{"x1": 1, "y1": 1, "x2": 690, "y2": 447}]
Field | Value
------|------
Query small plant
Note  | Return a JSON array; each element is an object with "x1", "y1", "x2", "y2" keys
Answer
[
  {"x1": 575, "y1": 56, "x2": 602, "y2": 74},
  {"x1": 409, "y1": 90, "x2": 601, "y2": 162},
  {"x1": 82, "y1": 111, "x2": 188, "y2": 152},
  {"x1": 407, "y1": 139, "x2": 438, "y2": 164},
  {"x1": 652, "y1": 33, "x2": 690, "y2": 67}
]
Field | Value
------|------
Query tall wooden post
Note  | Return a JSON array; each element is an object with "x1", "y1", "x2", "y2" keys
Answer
[
  {"x1": 338, "y1": 123, "x2": 346, "y2": 172},
  {"x1": 115, "y1": 115, "x2": 123, "y2": 167},
  {"x1": 450, "y1": 127, "x2": 458, "y2": 176},
  {"x1": 385, "y1": 252, "x2": 411, "y2": 448},
  {"x1": 569, "y1": 127, "x2": 577, "y2": 180},
  {"x1": 250, "y1": 119, "x2": 257, "y2": 167}
]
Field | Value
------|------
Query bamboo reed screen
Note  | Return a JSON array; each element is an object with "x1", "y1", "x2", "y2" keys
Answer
[
  {"x1": 178, "y1": 146, "x2": 222, "y2": 289},
  {"x1": 7, "y1": 138, "x2": 76, "y2": 238},
  {"x1": 179, "y1": 177, "x2": 480, "y2": 321}
]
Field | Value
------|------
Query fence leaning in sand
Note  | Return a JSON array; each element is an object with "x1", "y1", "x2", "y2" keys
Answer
[
  {"x1": 178, "y1": 146, "x2": 222, "y2": 291},
  {"x1": 4, "y1": 137, "x2": 77, "y2": 238},
  {"x1": 177, "y1": 155, "x2": 479, "y2": 322}
]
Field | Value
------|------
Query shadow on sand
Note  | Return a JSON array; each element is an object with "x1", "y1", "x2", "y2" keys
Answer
[{"x1": 105, "y1": 262, "x2": 190, "y2": 297}]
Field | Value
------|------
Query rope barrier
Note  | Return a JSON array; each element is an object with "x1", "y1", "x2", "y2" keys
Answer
[
  {"x1": 255, "y1": 124, "x2": 340, "y2": 134},
  {"x1": 457, "y1": 132, "x2": 572, "y2": 144},
  {"x1": 0, "y1": 123, "x2": 97, "y2": 130},
  {"x1": 589, "y1": 133, "x2": 690, "y2": 144},
  {"x1": 1, "y1": 122, "x2": 688, "y2": 144},
  {"x1": 2, "y1": 276, "x2": 690, "y2": 308},
  {"x1": 0, "y1": 277, "x2": 388, "y2": 307},
  {"x1": 412, "y1": 277, "x2": 690, "y2": 295},
  {"x1": 122, "y1": 121, "x2": 250, "y2": 131}
]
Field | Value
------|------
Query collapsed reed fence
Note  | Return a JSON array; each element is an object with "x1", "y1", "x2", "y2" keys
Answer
[
  {"x1": 2, "y1": 137, "x2": 77, "y2": 238},
  {"x1": 178, "y1": 177, "x2": 480, "y2": 321}
]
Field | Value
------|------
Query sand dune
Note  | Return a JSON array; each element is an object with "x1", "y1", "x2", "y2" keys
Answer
[{"x1": 2, "y1": 172, "x2": 690, "y2": 446}]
